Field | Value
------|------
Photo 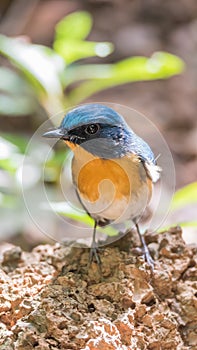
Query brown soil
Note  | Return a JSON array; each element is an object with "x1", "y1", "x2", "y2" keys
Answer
[{"x1": 0, "y1": 227, "x2": 196, "y2": 350}]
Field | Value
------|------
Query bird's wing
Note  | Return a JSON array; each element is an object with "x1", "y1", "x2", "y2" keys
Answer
[
  {"x1": 129, "y1": 134, "x2": 161, "y2": 183},
  {"x1": 142, "y1": 161, "x2": 161, "y2": 183}
]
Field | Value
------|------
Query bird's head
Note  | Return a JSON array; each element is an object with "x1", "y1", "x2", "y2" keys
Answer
[{"x1": 43, "y1": 104, "x2": 132, "y2": 158}]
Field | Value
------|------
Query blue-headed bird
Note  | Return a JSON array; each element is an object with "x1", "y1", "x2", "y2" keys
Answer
[{"x1": 43, "y1": 104, "x2": 161, "y2": 268}]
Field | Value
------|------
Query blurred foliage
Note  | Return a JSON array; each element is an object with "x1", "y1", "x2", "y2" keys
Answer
[
  {"x1": 0, "y1": 10, "x2": 184, "y2": 121},
  {"x1": 158, "y1": 182, "x2": 197, "y2": 232},
  {"x1": 169, "y1": 182, "x2": 197, "y2": 228},
  {"x1": 171, "y1": 182, "x2": 197, "y2": 211},
  {"x1": 49, "y1": 201, "x2": 118, "y2": 236},
  {"x1": 54, "y1": 11, "x2": 113, "y2": 64},
  {"x1": 0, "y1": 10, "x2": 191, "y2": 239},
  {"x1": 0, "y1": 133, "x2": 66, "y2": 207}
]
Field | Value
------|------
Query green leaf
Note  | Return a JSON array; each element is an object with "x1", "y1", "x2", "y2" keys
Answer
[
  {"x1": 0, "y1": 35, "x2": 64, "y2": 95},
  {"x1": 180, "y1": 221, "x2": 197, "y2": 228},
  {"x1": 1, "y1": 133, "x2": 28, "y2": 153},
  {"x1": 45, "y1": 149, "x2": 68, "y2": 167},
  {"x1": 0, "y1": 158, "x2": 18, "y2": 172},
  {"x1": 61, "y1": 64, "x2": 111, "y2": 87},
  {"x1": 0, "y1": 67, "x2": 33, "y2": 95},
  {"x1": 0, "y1": 67, "x2": 40, "y2": 116},
  {"x1": 0, "y1": 192, "x2": 18, "y2": 208},
  {"x1": 0, "y1": 136, "x2": 26, "y2": 173},
  {"x1": 44, "y1": 150, "x2": 68, "y2": 183},
  {"x1": 54, "y1": 11, "x2": 113, "y2": 64},
  {"x1": 0, "y1": 35, "x2": 65, "y2": 114},
  {"x1": 54, "y1": 40, "x2": 113, "y2": 64},
  {"x1": 0, "y1": 93, "x2": 35, "y2": 116},
  {"x1": 67, "y1": 52, "x2": 185, "y2": 104},
  {"x1": 49, "y1": 201, "x2": 118, "y2": 236},
  {"x1": 171, "y1": 182, "x2": 197, "y2": 211},
  {"x1": 55, "y1": 11, "x2": 92, "y2": 41}
]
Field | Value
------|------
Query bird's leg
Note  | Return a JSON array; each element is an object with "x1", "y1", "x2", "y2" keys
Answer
[
  {"x1": 134, "y1": 221, "x2": 154, "y2": 270},
  {"x1": 89, "y1": 220, "x2": 101, "y2": 265}
]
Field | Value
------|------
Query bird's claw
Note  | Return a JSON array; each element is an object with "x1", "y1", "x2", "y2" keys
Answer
[
  {"x1": 143, "y1": 247, "x2": 155, "y2": 270},
  {"x1": 134, "y1": 222, "x2": 155, "y2": 271},
  {"x1": 89, "y1": 245, "x2": 101, "y2": 265}
]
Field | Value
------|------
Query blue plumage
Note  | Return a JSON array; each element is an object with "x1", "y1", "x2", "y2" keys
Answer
[
  {"x1": 60, "y1": 104, "x2": 127, "y2": 130},
  {"x1": 60, "y1": 104, "x2": 156, "y2": 164}
]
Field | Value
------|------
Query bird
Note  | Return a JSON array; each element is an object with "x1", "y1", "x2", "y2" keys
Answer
[{"x1": 43, "y1": 104, "x2": 161, "y2": 268}]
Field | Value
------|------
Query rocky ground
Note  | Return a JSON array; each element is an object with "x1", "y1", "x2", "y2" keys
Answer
[{"x1": 0, "y1": 227, "x2": 196, "y2": 350}]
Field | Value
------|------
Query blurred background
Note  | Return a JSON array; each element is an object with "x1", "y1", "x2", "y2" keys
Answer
[{"x1": 0, "y1": 0, "x2": 196, "y2": 250}]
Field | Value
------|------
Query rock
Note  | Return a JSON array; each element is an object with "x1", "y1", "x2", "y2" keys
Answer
[{"x1": 0, "y1": 228, "x2": 196, "y2": 349}]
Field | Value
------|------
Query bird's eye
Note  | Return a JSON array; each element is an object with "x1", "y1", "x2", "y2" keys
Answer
[{"x1": 85, "y1": 124, "x2": 100, "y2": 135}]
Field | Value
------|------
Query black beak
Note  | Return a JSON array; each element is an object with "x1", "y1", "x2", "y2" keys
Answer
[{"x1": 42, "y1": 128, "x2": 66, "y2": 139}]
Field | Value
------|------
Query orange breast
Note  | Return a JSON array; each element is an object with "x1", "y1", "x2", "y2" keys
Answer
[
  {"x1": 68, "y1": 144, "x2": 152, "y2": 209},
  {"x1": 76, "y1": 158, "x2": 131, "y2": 202}
]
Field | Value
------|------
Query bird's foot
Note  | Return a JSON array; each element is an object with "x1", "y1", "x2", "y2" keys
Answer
[
  {"x1": 134, "y1": 222, "x2": 155, "y2": 271},
  {"x1": 89, "y1": 244, "x2": 101, "y2": 266},
  {"x1": 139, "y1": 233, "x2": 154, "y2": 270},
  {"x1": 142, "y1": 246, "x2": 155, "y2": 271}
]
